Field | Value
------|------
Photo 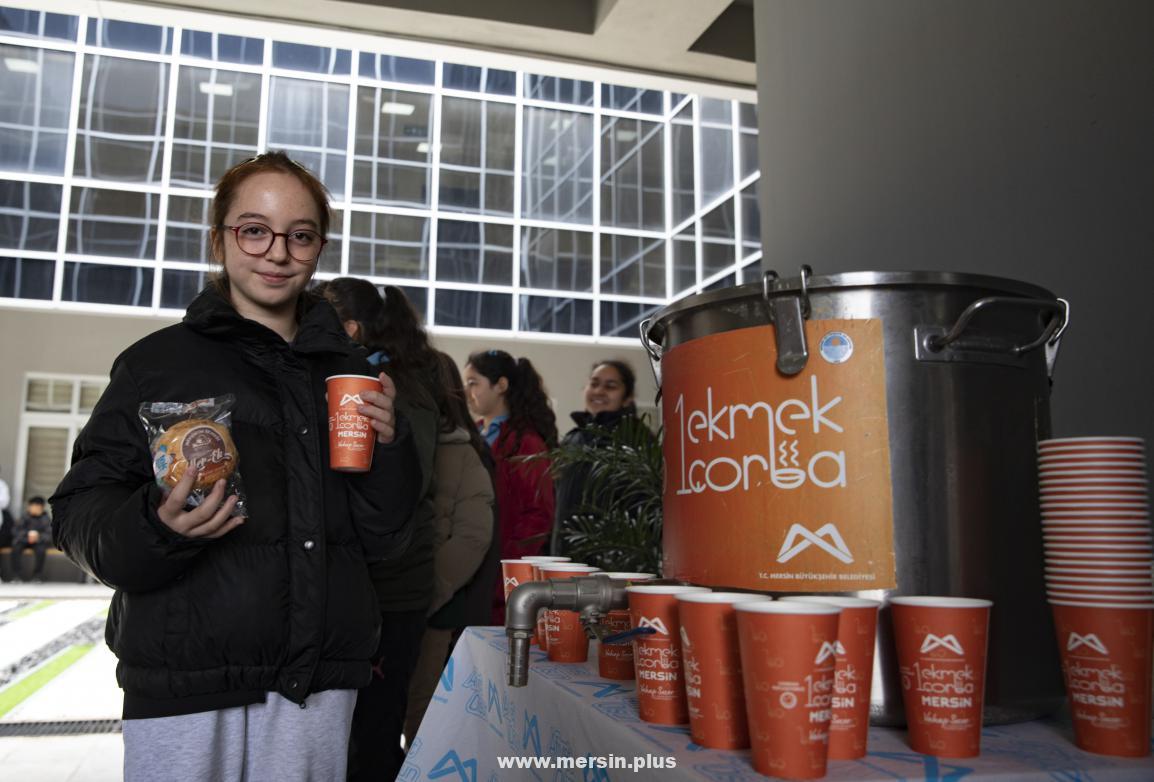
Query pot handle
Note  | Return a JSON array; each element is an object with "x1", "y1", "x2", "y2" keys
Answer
[
  {"x1": 921, "y1": 296, "x2": 1070, "y2": 377},
  {"x1": 639, "y1": 317, "x2": 663, "y2": 387}
]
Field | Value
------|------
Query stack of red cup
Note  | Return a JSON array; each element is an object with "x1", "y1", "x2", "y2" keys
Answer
[{"x1": 1038, "y1": 436, "x2": 1153, "y2": 757}]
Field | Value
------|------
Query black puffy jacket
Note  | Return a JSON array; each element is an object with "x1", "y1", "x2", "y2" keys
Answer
[{"x1": 50, "y1": 288, "x2": 420, "y2": 718}]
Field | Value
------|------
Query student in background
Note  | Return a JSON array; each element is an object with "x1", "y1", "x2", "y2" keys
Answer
[
  {"x1": 315, "y1": 278, "x2": 440, "y2": 782},
  {"x1": 462, "y1": 349, "x2": 556, "y2": 624},
  {"x1": 551, "y1": 360, "x2": 651, "y2": 558},
  {"x1": 10, "y1": 495, "x2": 51, "y2": 582},
  {"x1": 403, "y1": 350, "x2": 498, "y2": 746}
]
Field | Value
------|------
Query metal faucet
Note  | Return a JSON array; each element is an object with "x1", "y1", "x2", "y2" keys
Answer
[{"x1": 505, "y1": 576, "x2": 629, "y2": 686}]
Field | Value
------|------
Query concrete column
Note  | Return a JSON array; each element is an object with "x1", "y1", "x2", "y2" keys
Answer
[{"x1": 753, "y1": 0, "x2": 1154, "y2": 440}]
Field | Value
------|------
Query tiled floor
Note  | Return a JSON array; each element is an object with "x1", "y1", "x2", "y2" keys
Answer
[{"x1": 0, "y1": 583, "x2": 122, "y2": 782}]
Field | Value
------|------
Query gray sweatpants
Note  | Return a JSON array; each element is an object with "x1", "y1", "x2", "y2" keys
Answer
[{"x1": 122, "y1": 689, "x2": 357, "y2": 782}]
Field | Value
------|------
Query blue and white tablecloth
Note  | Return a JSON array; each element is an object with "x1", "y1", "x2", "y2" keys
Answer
[{"x1": 401, "y1": 627, "x2": 1154, "y2": 781}]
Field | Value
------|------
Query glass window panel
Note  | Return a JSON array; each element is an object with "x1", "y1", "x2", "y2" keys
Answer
[
  {"x1": 25, "y1": 378, "x2": 70, "y2": 411},
  {"x1": 393, "y1": 285, "x2": 427, "y2": 323},
  {"x1": 520, "y1": 227, "x2": 592, "y2": 292},
  {"x1": 181, "y1": 31, "x2": 264, "y2": 65},
  {"x1": 700, "y1": 126, "x2": 733, "y2": 206},
  {"x1": 352, "y1": 87, "x2": 431, "y2": 206},
  {"x1": 601, "y1": 84, "x2": 662, "y2": 114},
  {"x1": 164, "y1": 194, "x2": 211, "y2": 263},
  {"x1": 443, "y1": 64, "x2": 515, "y2": 96},
  {"x1": 68, "y1": 187, "x2": 159, "y2": 259},
  {"x1": 670, "y1": 92, "x2": 688, "y2": 113},
  {"x1": 86, "y1": 19, "x2": 172, "y2": 54},
  {"x1": 673, "y1": 229, "x2": 695, "y2": 294},
  {"x1": 0, "y1": 8, "x2": 78, "y2": 40},
  {"x1": 171, "y1": 66, "x2": 261, "y2": 187},
  {"x1": 600, "y1": 116, "x2": 663, "y2": 231},
  {"x1": 438, "y1": 97, "x2": 515, "y2": 216},
  {"x1": 524, "y1": 75, "x2": 593, "y2": 106},
  {"x1": 521, "y1": 108, "x2": 593, "y2": 224},
  {"x1": 702, "y1": 198, "x2": 735, "y2": 241},
  {"x1": 0, "y1": 45, "x2": 74, "y2": 174},
  {"x1": 739, "y1": 102, "x2": 757, "y2": 130},
  {"x1": 267, "y1": 76, "x2": 349, "y2": 197},
  {"x1": 435, "y1": 289, "x2": 511, "y2": 330},
  {"x1": 315, "y1": 207, "x2": 344, "y2": 275},
  {"x1": 348, "y1": 212, "x2": 429, "y2": 279},
  {"x1": 699, "y1": 97, "x2": 732, "y2": 125},
  {"x1": 600, "y1": 299, "x2": 660, "y2": 338},
  {"x1": 739, "y1": 256, "x2": 760, "y2": 284},
  {"x1": 599, "y1": 233, "x2": 664, "y2": 298},
  {"x1": 671, "y1": 104, "x2": 695, "y2": 226},
  {"x1": 23, "y1": 426, "x2": 71, "y2": 502},
  {"x1": 0, "y1": 180, "x2": 61, "y2": 252},
  {"x1": 79, "y1": 381, "x2": 107, "y2": 413},
  {"x1": 740, "y1": 131, "x2": 758, "y2": 181},
  {"x1": 435, "y1": 219, "x2": 513, "y2": 285},
  {"x1": 357, "y1": 53, "x2": 434, "y2": 85},
  {"x1": 741, "y1": 183, "x2": 760, "y2": 256},
  {"x1": 704, "y1": 272, "x2": 736, "y2": 292},
  {"x1": 74, "y1": 54, "x2": 168, "y2": 182},
  {"x1": 62, "y1": 261, "x2": 154, "y2": 306},
  {"x1": 0, "y1": 256, "x2": 54, "y2": 300},
  {"x1": 160, "y1": 268, "x2": 210, "y2": 310},
  {"x1": 272, "y1": 42, "x2": 350, "y2": 75},
  {"x1": 702, "y1": 199, "x2": 735, "y2": 278},
  {"x1": 520, "y1": 295, "x2": 592, "y2": 335}
]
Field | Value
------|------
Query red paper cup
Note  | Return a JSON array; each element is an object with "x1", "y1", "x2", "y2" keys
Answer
[
  {"x1": 540, "y1": 564, "x2": 599, "y2": 662},
  {"x1": 325, "y1": 374, "x2": 380, "y2": 472},
  {"x1": 890, "y1": 596, "x2": 992, "y2": 758},
  {"x1": 676, "y1": 592, "x2": 772, "y2": 749},
  {"x1": 1051, "y1": 603, "x2": 1154, "y2": 756},
  {"x1": 501, "y1": 559, "x2": 536, "y2": 601},
  {"x1": 780, "y1": 596, "x2": 881, "y2": 760},
  {"x1": 736, "y1": 601, "x2": 842, "y2": 780},
  {"x1": 627, "y1": 585, "x2": 711, "y2": 725},
  {"x1": 522, "y1": 556, "x2": 571, "y2": 647},
  {"x1": 592, "y1": 573, "x2": 656, "y2": 679}
]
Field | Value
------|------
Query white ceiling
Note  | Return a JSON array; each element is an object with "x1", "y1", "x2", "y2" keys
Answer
[{"x1": 133, "y1": 0, "x2": 756, "y2": 88}]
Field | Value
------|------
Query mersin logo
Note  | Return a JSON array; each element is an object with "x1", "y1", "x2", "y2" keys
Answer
[
  {"x1": 920, "y1": 634, "x2": 964, "y2": 655},
  {"x1": 638, "y1": 617, "x2": 669, "y2": 635},
  {"x1": 776, "y1": 523, "x2": 853, "y2": 564},
  {"x1": 339, "y1": 393, "x2": 365, "y2": 407},
  {"x1": 1067, "y1": 633, "x2": 1109, "y2": 655}
]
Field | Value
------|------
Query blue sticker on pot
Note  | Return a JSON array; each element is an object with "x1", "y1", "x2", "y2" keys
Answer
[{"x1": 819, "y1": 331, "x2": 854, "y2": 364}]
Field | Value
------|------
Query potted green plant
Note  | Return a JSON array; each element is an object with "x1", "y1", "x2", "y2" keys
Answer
[{"x1": 536, "y1": 414, "x2": 663, "y2": 574}]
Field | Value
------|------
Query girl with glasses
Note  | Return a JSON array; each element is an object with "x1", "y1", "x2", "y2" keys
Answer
[{"x1": 51, "y1": 151, "x2": 420, "y2": 782}]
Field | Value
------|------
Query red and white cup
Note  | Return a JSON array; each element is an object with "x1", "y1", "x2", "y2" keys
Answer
[
  {"x1": 521, "y1": 556, "x2": 572, "y2": 648},
  {"x1": 676, "y1": 592, "x2": 773, "y2": 749},
  {"x1": 780, "y1": 596, "x2": 882, "y2": 760},
  {"x1": 539, "y1": 564, "x2": 599, "y2": 662},
  {"x1": 735, "y1": 600, "x2": 842, "y2": 779},
  {"x1": 890, "y1": 596, "x2": 993, "y2": 758},
  {"x1": 627, "y1": 585, "x2": 711, "y2": 725},
  {"x1": 326, "y1": 374, "x2": 381, "y2": 472},
  {"x1": 592, "y1": 573, "x2": 656, "y2": 679},
  {"x1": 1051, "y1": 602, "x2": 1154, "y2": 757}
]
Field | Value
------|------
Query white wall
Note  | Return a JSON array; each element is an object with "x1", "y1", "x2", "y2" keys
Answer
[{"x1": 0, "y1": 307, "x2": 657, "y2": 504}]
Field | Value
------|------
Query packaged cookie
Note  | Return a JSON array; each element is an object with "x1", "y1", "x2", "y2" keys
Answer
[{"x1": 139, "y1": 395, "x2": 246, "y2": 516}]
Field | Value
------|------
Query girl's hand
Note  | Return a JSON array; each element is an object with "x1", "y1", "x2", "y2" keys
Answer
[
  {"x1": 156, "y1": 468, "x2": 245, "y2": 538},
  {"x1": 358, "y1": 371, "x2": 398, "y2": 444}
]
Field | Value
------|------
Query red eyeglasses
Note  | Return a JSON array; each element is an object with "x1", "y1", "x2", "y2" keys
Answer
[{"x1": 220, "y1": 222, "x2": 327, "y2": 263}]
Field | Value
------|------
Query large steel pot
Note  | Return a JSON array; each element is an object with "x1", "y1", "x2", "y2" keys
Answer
[{"x1": 642, "y1": 268, "x2": 1069, "y2": 726}]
